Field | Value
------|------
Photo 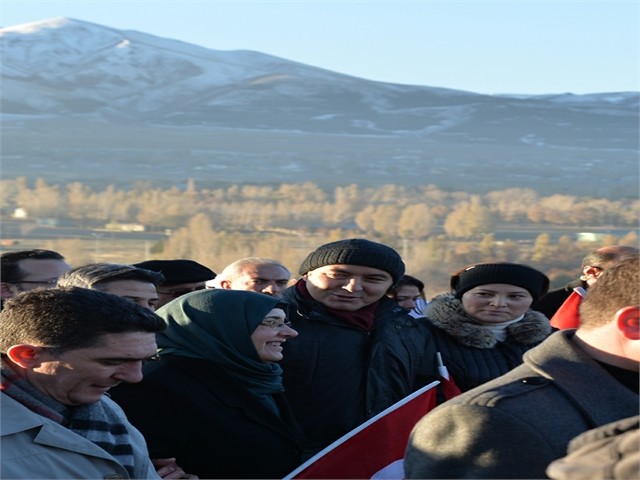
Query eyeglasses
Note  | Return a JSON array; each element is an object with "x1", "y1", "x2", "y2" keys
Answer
[{"x1": 259, "y1": 319, "x2": 293, "y2": 330}]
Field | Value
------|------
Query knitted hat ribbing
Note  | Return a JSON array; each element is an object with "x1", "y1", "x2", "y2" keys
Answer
[
  {"x1": 299, "y1": 239, "x2": 405, "y2": 284},
  {"x1": 451, "y1": 262, "x2": 549, "y2": 301}
]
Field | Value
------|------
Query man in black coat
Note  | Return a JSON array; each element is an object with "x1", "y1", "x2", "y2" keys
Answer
[{"x1": 279, "y1": 238, "x2": 435, "y2": 457}]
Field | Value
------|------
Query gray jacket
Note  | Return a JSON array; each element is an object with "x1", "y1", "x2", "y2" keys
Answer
[
  {"x1": 1, "y1": 393, "x2": 159, "y2": 479},
  {"x1": 404, "y1": 330, "x2": 639, "y2": 479}
]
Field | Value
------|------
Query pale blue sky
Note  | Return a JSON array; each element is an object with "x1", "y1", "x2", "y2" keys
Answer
[{"x1": 1, "y1": 0, "x2": 638, "y2": 94}]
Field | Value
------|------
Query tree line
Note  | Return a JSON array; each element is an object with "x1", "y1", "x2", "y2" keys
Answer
[
  {"x1": 2, "y1": 178, "x2": 637, "y2": 233},
  {"x1": 2, "y1": 177, "x2": 638, "y2": 295}
]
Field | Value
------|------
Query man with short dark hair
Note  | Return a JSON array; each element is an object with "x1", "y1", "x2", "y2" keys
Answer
[
  {"x1": 404, "y1": 254, "x2": 640, "y2": 479},
  {"x1": 0, "y1": 249, "x2": 71, "y2": 302},
  {"x1": 0, "y1": 287, "x2": 186, "y2": 479},
  {"x1": 57, "y1": 263, "x2": 164, "y2": 311},
  {"x1": 278, "y1": 238, "x2": 434, "y2": 456}
]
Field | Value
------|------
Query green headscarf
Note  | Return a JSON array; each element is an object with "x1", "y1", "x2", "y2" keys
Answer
[{"x1": 155, "y1": 289, "x2": 285, "y2": 394}]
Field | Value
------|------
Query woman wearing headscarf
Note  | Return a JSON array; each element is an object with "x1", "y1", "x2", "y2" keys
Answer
[
  {"x1": 423, "y1": 262, "x2": 552, "y2": 396},
  {"x1": 110, "y1": 289, "x2": 303, "y2": 479}
]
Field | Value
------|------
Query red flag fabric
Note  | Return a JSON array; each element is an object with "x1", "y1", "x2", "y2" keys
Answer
[
  {"x1": 436, "y1": 352, "x2": 462, "y2": 400},
  {"x1": 438, "y1": 372, "x2": 462, "y2": 399},
  {"x1": 283, "y1": 381, "x2": 439, "y2": 480},
  {"x1": 550, "y1": 287, "x2": 586, "y2": 329}
]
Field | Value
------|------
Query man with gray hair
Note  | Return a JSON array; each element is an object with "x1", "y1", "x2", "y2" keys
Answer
[
  {"x1": 57, "y1": 263, "x2": 164, "y2": 311},
  {"x1": 212, "y1": 257, "x2": 291, "y2": 297},
  {"x1": 532, "y1": 245, "x2": 639, "y2": 319}
]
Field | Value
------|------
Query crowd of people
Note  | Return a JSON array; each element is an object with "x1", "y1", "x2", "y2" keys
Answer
[{"x1": 0, "y1": 240, "x2": 637, "y2": 479}]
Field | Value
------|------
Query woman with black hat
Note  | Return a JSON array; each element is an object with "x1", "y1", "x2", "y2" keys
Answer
[{"x1": 423, "y1": 262, "x2": 552, "y2": 397}]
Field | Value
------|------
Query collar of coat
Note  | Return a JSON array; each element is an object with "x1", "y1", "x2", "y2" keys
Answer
[{"x1": 424, "y1": 292, "x2": 552, "y2": 349}]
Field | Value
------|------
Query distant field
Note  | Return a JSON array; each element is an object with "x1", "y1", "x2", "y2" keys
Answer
[{"x1": 2, "y1": 118, "x2": 637, "y2": 199}]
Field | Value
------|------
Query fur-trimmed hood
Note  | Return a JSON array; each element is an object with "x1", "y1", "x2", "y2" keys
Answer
[{"x1": 424, "y1": 292, "x2": 551, "y2": 349}]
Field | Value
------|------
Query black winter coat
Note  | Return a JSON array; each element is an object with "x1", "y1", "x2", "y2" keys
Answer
[
  {"x1": 279, "y1": 286, "x2": 436, "y2": 456},
  {"x1": 424, "y1": 292, "x2": 552, "y2": 393},
  {"x1": 110, "y1": 356, "x2": 304, "y2": 479}
]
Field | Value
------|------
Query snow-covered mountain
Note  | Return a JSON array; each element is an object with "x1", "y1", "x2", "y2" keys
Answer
[
  {"x1": 1, "y1": 18, "x2": 638, "y2": 197},
  {"x1": 1, "y1": 17, "x2": 482, "y2": 130}
]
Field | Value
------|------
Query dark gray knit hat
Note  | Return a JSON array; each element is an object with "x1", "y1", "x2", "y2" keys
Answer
[
  {"x1": 451, "y1": 262, "x2": 550, "y2": 302},
  {"x1": 299, "y1": 238, "x2": 405, "y2": 284}
]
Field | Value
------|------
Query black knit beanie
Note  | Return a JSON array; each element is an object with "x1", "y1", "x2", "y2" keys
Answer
[
  {"x1": 299, "y1": 239, "x2": 405, "y2": 285},
  {"x1": 451, "y1": 262, "x2": 549, "y2": 302}
]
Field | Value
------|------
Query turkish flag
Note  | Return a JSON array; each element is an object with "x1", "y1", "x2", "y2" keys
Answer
[
  {"x1": 283, "y1": 381, "x2": 439, "y2": 480},
  {"x1": 550, "y1": 287, "x2": 586, "y2": 329},
  {"x1": 436, "y1": 352, "x2": 462, "y2": 400}
]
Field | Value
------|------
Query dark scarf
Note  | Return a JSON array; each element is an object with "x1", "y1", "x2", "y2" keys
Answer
[
  {"x1": 296, "y1": 279, "x2": 379, "y2": 331},
  {"x1": 1, "y1": 361, "x2": 135, "y2": 476},
  {"x1": 156, "y1": 289, "x2": 285, "y2": 395}
]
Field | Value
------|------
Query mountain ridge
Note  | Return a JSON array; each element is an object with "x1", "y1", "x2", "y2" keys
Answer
[{"x1": 1, "y1": 17, "x2": 638, "y2": 198}]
